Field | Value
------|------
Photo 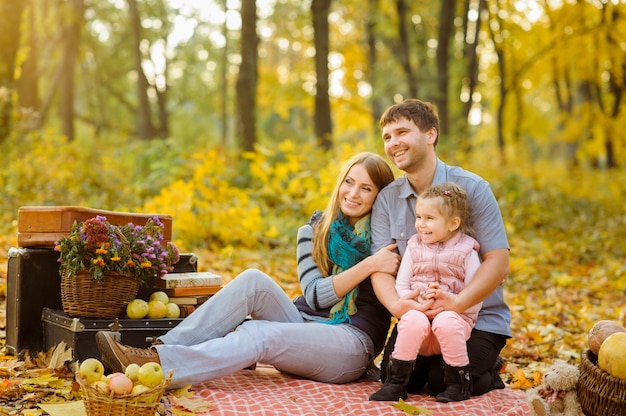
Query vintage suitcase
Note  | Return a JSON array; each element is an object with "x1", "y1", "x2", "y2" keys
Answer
[
  {"x1": 5, "y1": 249, "x2": 197, "y2": 358},
  {"x1": 6, "y1": 247, "x2": 63, "y2": 356},
  {"x1": 42, "y1": 308, "x2": 183, "y2": 363},
  {"x1": 17, "y1": 205, "x2": 173, "y2": 248}
]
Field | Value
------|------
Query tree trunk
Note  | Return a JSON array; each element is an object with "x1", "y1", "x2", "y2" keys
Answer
[
  {"x1": 367, "y1": 0, "x2": 383, "y2": 132},
  {"x1": 236, "y1": 0, "x2": 258, "y2": 152},
  {"x1": 396, "y1": 0, "x2": 417, "y2": 98},
  {"x1": 0, "y1": 0, "x2": 24, "y2": 142},
  {"x1": 58, "y1": 0, "x2": 84, "y2": 141},
  {"x1": 128, "y1": 0, "x2": 154, "y2": 139},
  {"x1": 220, "y1": 0, "x2": 230, "y2": 145},
  {"x1": 460, "y1": 0, "x2": 484, "y2": 138},
  {"x1": 16, "y1": 0, "x2": 39, "y2": 113},
  {"x1": 436, "y1": 0, "x2": 455, "y2": 136},
  {"x1": 311, "y1": 0, "x2": 332, "y2": 150}
]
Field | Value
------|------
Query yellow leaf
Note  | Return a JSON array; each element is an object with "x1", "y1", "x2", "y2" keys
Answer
[
  {"x1": 170, "y1": 384, "x2": 196, "y2": 399},
  {"x1": 391, "y1": 398, "x2": 434, "y2": 414},
  {"x1": 170, "y1": 394, "x2": 216, "y2": 413}
]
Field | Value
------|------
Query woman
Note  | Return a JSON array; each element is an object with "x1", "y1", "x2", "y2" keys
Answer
[{"x1": 97, "y1": 152, "x2": 429, "y2": 389}]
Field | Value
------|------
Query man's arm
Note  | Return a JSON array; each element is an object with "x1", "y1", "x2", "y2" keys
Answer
[{"x1": 432, "y1": 248, "x2": 509, "y2": 314}]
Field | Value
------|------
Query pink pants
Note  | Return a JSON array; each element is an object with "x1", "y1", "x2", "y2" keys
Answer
[{"x1": 392, "y1": 310, "x2": 472, "y2": 367}]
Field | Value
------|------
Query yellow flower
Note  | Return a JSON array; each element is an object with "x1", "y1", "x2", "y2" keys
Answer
[
  {"x1": 140, "y1": 261, "x2": 152, "y2": 269},
  {"x1": 92, "y1": 257, "x2": 105, "y2": 267},
  {"x1": 95, "y1": 247, "x2": 108, "y2": 254},
  {"x1": 126, "y1": 260, "x2": 135, "y2": 267},
  {"x1": 110, "y1": 256, "x2": 121, "y2": 262}
]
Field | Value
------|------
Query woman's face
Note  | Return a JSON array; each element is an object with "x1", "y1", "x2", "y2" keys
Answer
[{"x1": 339, "y1": 163, "x2": 380, "y2": 226}]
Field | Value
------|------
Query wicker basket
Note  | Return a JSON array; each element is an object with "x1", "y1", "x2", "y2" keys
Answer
[
  {"x1": 61, "y1": 269, "x2": 140, "y2": 319},
  {"x1": 77, "y1": 368, "x2": 173, "y2": 416},
  {"x1": 577, "y1": 349, "x2": 626, "y2": 416}
]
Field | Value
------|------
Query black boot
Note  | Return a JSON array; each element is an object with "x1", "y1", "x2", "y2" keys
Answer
[
  {"x1": 436, "y1": 364, "x2": 471, "y2": 403},
  {"x1": 369, "y1": 358, "x2": 415, "y2": 401}
]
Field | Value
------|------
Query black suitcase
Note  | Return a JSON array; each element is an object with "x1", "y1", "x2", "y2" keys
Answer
[
  {"x1": 42, "y1": 308, "x2": 183, "y2": 363},
  {"x1": 6, "y1": 247, "x2": 62, "y2": 357},
  {"x1": 6, "y1": 249, "x2": 198, "y2": 357}
]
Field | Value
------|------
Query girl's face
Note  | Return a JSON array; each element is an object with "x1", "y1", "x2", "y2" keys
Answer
[
  {"x1": 414, "y1": 197, "x2": 459, "y2": 244},
  {"x1": 339, "y1": 163, "x2": 380, "y2": 226}
]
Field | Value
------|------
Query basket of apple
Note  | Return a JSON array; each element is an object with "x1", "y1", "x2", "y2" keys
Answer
[{"x1": 76, "y1": 358, "x2": 173, "y2": 416}]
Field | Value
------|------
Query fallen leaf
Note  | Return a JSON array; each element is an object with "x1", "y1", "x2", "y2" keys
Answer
[
  {"x1": 391, "y1": 398, "x2": 433, "y2": 414},
  {"x1": 39, "y1": 400, "x2": 87, "y2": 416},
  {"x1": 170, "y1": 384, "x2": 196, "y2": 399},
  {"x1": 170, "y1": 394, "x2": 216, "y2": 413}
]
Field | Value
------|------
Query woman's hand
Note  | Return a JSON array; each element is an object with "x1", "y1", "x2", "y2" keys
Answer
[{"x1": 369, "y1": 243, "x2": 401, "y2": 276}]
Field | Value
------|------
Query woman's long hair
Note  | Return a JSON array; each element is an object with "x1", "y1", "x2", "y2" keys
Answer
[{"x1": 312, "y1": 152, "x2": 395, "y2": 276}]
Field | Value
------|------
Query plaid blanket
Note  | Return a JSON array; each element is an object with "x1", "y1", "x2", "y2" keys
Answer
[{"x1": 190, "y1": 365, "x2": 532, "y2": 416}]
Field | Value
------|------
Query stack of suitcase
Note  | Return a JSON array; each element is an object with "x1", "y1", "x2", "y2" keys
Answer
[{"x1": 6, "y1": 206, "x2": 197, "y2": 362}]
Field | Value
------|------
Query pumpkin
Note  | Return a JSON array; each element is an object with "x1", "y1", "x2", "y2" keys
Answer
[
  {"x1": 598, "y1": 332, "x2": 626, "y2": 380},
  {"x1": 587, "y1": 320, "x2": 626, "y2": 355}
]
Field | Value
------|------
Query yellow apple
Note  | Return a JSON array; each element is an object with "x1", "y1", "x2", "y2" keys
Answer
[
  {"x1": 126, "y1": 299, "x2": 149, "y2": 319},
  {"x1": 79, "y1": 358, "x2": 105, "y2": 384},
  {"x1": 147, "y1": 300, "x2": 167, "y2": 319},
  {"x1": 165, "y1": 302, "x2": 181, "y2": 318},
  {"x1": 150, "y1": 291, "x2": 169, "y2": 305},
  {"x1": 131, "y1": 383, "x2": 150, "y2": 395},
  {"x1": 125, "y1": 363, "x2": 141, "y2": 382},
  {"x1": 138, "y1": 362, "x2": 165, "y2": 388}
]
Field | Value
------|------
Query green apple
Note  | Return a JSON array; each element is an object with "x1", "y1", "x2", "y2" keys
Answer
[
  {"x1": 79, "y1": 358, "x2": 105, "y2": 384},
  {"x1": 147, "y1": 300, "x2": 167, "y2": 319},
  {"x1": 165, "y1": 302, "x2": 180, "y2": 318},
  {"x1": 126, "y1": 299, "x2": 149, "y2": 319},
  {"x1": 149, "y1": 291, "x2": 169, "y2": 305},
  {"x1": 138, "y1": 362, "x2": 165, "y2": 388},
  {"x1": 124, "y1": 363, "x2": 141, "y2": 382}
]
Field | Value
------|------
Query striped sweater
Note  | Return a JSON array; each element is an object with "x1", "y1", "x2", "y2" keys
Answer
[{"x1": 293, "y1": 223, "x2": 391, "y2": 356}]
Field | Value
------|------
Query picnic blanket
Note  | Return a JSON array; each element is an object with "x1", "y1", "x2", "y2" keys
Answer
[{"x1": 192, "y1": 364, "x2": 532, "y2": 415}]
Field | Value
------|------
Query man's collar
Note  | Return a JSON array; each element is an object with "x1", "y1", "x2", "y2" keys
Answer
[{"x1": 400, "y1": 159, "x2": 446, "y2": 198}]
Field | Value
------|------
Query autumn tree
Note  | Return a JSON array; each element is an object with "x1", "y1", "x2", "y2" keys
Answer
[
  {"x1": 0, "y1": 0, "x2": 24, "y2": 142},
  {"x1": 236, "y1": 0, "x2": 258, "y2": 152},
  {"x1": 311, "y1": 0, "x2": 332, "y2": 150}
]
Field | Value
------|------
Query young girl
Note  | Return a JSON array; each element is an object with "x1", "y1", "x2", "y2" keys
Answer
[{"x1": 370, "y1": 182, "x2": 482, "y2": 402}]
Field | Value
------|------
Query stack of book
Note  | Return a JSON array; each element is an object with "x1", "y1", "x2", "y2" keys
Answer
[{"x1": 155, "y1": 272, "x2": 223, "y2": 316}]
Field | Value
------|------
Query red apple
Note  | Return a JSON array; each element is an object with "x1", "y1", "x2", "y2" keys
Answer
[{"x1": 108, "y1": 373, "x2": 133, "y2": 395}]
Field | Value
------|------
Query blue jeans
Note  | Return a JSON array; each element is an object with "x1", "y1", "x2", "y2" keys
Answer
[{"x1": 158, "y1": 269, "x2": 370, "y2": 388}]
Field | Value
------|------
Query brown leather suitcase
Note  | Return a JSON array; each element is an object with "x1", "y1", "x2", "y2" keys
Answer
[{"x1": 17, "y1": 205, "x2": 173, "y2": 248}]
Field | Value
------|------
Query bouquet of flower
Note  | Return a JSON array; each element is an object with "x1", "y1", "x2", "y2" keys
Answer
[{"x1": 55, "y1": 215, "x2": 179, "y2": 285}]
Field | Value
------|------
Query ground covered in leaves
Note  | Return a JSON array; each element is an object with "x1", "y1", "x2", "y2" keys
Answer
[{"x1": 0, "y1": 243, "x2": 624, "y2": 415}]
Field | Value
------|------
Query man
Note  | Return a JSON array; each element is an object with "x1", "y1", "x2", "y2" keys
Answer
[{"x1": 370, "y1": 99, "x2": 511, "y2": 397}]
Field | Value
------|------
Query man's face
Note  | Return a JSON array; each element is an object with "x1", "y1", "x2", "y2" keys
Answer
[{"x1": 381, "y1": 117, "x2": 434, "y2": 172}]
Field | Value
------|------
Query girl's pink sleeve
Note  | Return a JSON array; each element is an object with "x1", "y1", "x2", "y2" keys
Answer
[{"x1": 395, "y1": 252, "x2": 414, "y2": 297}]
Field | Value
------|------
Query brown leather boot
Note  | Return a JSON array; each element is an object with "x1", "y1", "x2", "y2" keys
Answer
[{"x1": 96, "y1": 331, "x2": 160, "y2": 373}]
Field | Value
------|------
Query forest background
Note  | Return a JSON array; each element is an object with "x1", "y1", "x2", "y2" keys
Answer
[{"x1": 0, "y1": 0, "x2": 625, "y2": 398}]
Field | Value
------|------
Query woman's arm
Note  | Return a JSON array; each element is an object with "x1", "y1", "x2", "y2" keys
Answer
[{"x1": 296, "y1": 224, "x2": 401, "y2": 309}]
